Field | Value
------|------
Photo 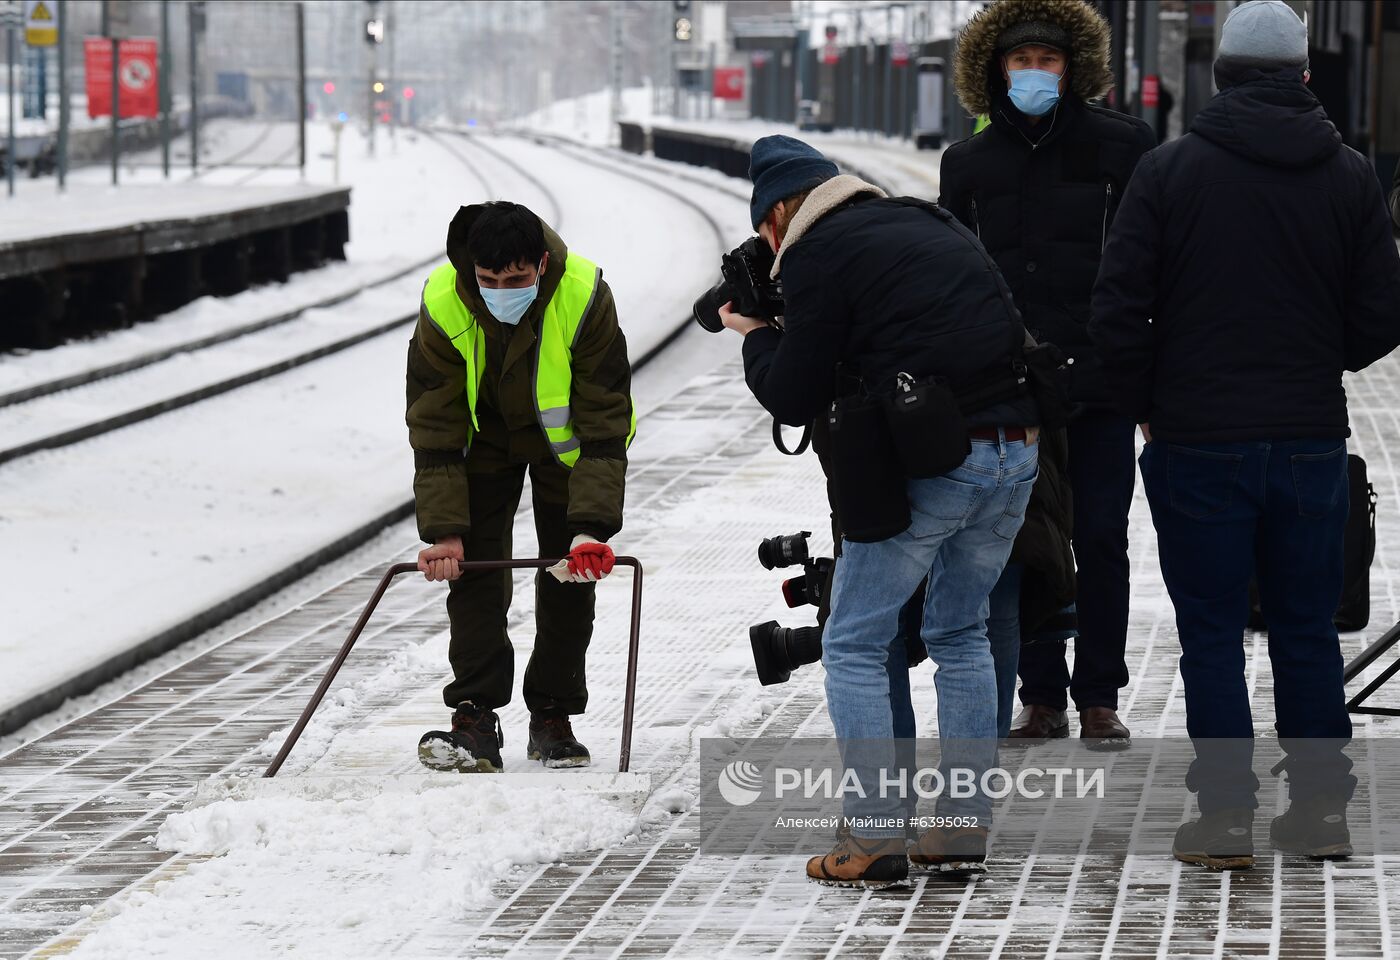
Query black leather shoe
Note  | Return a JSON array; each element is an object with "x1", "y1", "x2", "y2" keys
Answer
[
  {"x1": 1079, "y1": 707, "x2": 1131, "y2": 750},
  {"x1": 1007, "y1": 704, "x2": 1070, "y2": 741}
]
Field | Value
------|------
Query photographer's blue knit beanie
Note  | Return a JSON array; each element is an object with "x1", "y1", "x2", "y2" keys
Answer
[{"x1": 748, "y1": 135, "x2": 839, "y2": 229}]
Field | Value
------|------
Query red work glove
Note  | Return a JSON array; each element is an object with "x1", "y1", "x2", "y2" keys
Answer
[{"x1": 565, "y1": 534, "x2": 615, "y2": 583}]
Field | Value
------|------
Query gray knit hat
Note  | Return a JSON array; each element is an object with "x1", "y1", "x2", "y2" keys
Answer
[{"x1": 1217, "y1": 0, "x2": 1308, "y2": 69}]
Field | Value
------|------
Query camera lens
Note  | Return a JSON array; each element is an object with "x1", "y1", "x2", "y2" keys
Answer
[
  {"x1": 750, "y1": 621, "x2": 824, "y2": 685},
  {"x1": 757, "y1": 531, "x2": 811, "y2": 570},
  {"x1": 691, "y1": 281, "x2": 732, "y2": 333}
]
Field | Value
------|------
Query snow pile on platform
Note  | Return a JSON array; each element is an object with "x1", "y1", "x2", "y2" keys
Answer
[{"x1": 66, "y1": 784, "x2": 638, "y2": 959}]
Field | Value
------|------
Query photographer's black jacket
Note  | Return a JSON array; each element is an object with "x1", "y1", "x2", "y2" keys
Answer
[
  {"x1": 1090, "y1": 70, "x2": 1400, "y2": 442},
  {"x1": 741, "y1": 181, "x2": 1039, "y2": 430},
  {"x1": 938, "y1": 94, "x2": 1156, "y2": 409}
]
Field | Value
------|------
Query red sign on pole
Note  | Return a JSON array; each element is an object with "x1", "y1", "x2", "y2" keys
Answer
[
  {"x1": 891, "y1": 41, "x2": 911, "y2": 67},
  {"x1": 713, "y1": 66, "x2": 745, "y2": 101},
  {"x1": 84, "y1": 37, "x2": 160, "y2": 119},
  {"x1": 1142, "y1": 74, "x2": 1160, "y2": 109}
]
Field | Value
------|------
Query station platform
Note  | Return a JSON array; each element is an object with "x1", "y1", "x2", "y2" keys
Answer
[
  {"x1": 617, "y1": 116, "x2": 943, "y2": 199},
  {"x1": 5, "y1": 347, "x2": 1400, "y2": 957},
  {"x1": 0, "y1": 182, "x2": 350, "y2": 350}
]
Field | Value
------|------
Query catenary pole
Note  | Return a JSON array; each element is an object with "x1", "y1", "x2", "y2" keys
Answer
[
  {"x1": 296, "y1": 2, "x2": 305, "y2": 176},
  {"x1": 7, "y1": 20, "x2": 15, "y2": 197},
  {"x1": 159, "y1": 0, "x2": 169, "y2": 177},
  {"x1": 188, "y1": 1, "x2": 198, "y2": 172},
  {"x1": 106, "y1": 4, "x2": 117, "y2": 185},
  {"x1": 56, "y1": 0, "x2": 67, "y2": 190},
  {"x1": 1139, "y1": 0, "x2": 1159, "y2": 132}
]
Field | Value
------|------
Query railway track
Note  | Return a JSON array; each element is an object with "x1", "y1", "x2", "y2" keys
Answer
[{"x1": 0, "y1": 129, "x2": 737, "y2": 469}]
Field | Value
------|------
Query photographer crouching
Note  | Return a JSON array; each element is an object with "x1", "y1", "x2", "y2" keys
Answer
[{"x1": 720, "y1": 136, "x2": 1043, "y2": 888}]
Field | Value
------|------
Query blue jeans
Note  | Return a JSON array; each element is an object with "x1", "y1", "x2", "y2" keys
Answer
[
  {"x1": 988, "y1": 563, "x2": 1024, "y2": 738},
  {"x1": 823, "y1": 434, "x2": 1039, "y2": 835},
  {"x1": 1140, "y1": 439, "x2": 1356, "y2": 812},
  {"x1": 889, "y1": 564, "x2": 1022, "y2": 739}
]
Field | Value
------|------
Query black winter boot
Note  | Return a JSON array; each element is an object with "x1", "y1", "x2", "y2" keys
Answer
[
  {"x1": 527, "y1": 710, "x2": 591, "y2": 768},
  {"x1": 1270, "y1": 794, "x2": 1352, "y2": 859},
  {"x1": 1173, "y1": 807, "x2": 1254, "y2": 870},
  {"x1": 418, "y1": 701, "x2": 504, "y2": 773}
]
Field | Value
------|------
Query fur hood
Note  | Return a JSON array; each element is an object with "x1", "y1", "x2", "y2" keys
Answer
[
  {"x1": 953, "y1": 0, "x2": 1114, "y2": 117},
  {"x1": 771, "y1": 174, "x2": 887, "y2": 278}
]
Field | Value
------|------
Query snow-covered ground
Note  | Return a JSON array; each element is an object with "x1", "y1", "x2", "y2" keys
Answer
[
  {"x1": 0, "y1": 115, "x2": 750, "y2": 723},
  {"x1": 21, "y1": 346, "x2": 1400, "y2": 958}
]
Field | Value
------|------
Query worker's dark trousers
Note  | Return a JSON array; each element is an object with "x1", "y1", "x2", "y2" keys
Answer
[{"x1": 442, "y1": 461, "x2": 595, "y2": 714}]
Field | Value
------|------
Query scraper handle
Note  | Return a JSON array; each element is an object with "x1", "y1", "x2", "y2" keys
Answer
[{"x1": 264, "y1": 557, "x2": 644, "y2": 776}]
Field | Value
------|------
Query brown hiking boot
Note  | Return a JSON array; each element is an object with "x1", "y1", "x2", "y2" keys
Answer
[
  {"x1": 527, "y1": 710, "x2": 591, "y2": 768},
  {"x1": 1079, "y1": 707, "x2": 1131, "y2": 751},
  {"x1": 418, "y1": 701, "x2": 504, "y2": 773},
  {"x1": 806, "y1": 834, "x2": 909, "y2": 889},
  {"x1": 1008, "y1": 704, "x2": 1070, "y2": 741},
  {"x1": 909, "y1": 825, "x2": 989, "y2": 876}
]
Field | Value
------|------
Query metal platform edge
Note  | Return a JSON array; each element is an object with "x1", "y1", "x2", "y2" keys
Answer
[{"x1": 0, "y1": 499, "x2": 414, "y2": 738}]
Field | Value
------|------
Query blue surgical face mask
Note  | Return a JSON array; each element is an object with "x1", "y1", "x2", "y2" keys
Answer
[
  {"x1": 479, "y1": 261, "x2": 543, "y2": 326},
  {"x1": 1007, "y1": 67, "x2": 1062, "y2": 117}
]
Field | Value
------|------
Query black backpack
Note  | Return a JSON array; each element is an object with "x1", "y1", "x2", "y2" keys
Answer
[{"x1": 1247, "y1": 453, "x2": 1377, "y2": 631}]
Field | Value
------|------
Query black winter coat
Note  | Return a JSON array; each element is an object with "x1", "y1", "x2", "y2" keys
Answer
[
  {"x1": 1391, "y1": 155, "x2": 1399, "y2": 230},
  {"x1": 939, "y1": 94, "x2": 1156, "y2": 409},
  {"x1": 741, "y1": 195, "x2": 1039, "y2": 430},
  {"x1": 1089, "y1": 71, "x2": 1400, "y2": 443}
]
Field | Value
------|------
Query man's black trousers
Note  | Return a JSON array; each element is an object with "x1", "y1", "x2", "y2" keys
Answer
[
  {"x1": 1017, "y1": 413, "x2": 1135, "y2": 711},
  {"x1": 442, "y1": 462, "x2": 595, "y2": 714}
]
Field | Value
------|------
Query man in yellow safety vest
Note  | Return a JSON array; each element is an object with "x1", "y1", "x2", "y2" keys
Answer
[{"x1": 407, "y1": 201, "x2": 635, "y2": 773}]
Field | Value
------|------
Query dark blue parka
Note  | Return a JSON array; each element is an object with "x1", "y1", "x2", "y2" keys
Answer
[{"x1": 1089, "y1": 69, "x2": 1400, "y2": 442}]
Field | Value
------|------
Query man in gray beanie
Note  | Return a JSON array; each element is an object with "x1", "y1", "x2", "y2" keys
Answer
[{"x1": 1092, "y1": 0, "x2": 1400, "y2": 871}]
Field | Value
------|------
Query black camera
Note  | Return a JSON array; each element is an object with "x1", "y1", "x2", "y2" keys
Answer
[
  {"x1": 749, "y1": 531, "x2": 929, "y2": 685},
  {"x1": 750, "y1": 621, "x2": 824, "y2": 686},
  {"x1": 693, "y1": 237, "x2": 785, "y2": 333},
  {"x1": 749, "y1": 531, "x2": 834, "y2": 685},
  {"x1": 758, "y1": 531, "x2": 810, "y2": 570}
]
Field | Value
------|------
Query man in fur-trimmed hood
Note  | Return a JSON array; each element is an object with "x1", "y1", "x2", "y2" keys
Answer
[{"x1": 939, "y1": 0, "x2": 1156, "y2": 749}]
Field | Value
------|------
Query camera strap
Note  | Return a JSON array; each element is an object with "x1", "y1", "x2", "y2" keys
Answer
[{"x1": 772, "y1": 419, "x2": 813, "y2": 456}]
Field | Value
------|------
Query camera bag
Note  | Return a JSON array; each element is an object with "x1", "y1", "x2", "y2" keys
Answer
[
  {"x1": 883, "y1": 372, "x2": 971, "y2": 478},
  {"x1": 826, "y1": 391, "x2": 912, "y2": 543},
  {"x1": 1246, "y1": 453, "x2": 1377, "y2": 631}
]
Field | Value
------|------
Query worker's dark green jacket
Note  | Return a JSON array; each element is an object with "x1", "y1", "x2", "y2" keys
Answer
[{"x1": 406, "y1": 204, "x2": 633, "y2": 544}]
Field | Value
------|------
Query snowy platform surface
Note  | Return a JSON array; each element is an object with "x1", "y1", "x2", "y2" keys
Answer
[{"x1": 5, "y1": 352, "x2": 1400, "y2": 957}]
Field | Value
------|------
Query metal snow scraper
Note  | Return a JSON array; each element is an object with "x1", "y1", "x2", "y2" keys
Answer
[{"x1": 193, "y1": 557, "x2": 650, "y2": 811}]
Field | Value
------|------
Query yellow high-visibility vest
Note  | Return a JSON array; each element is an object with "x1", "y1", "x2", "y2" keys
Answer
[{"x1": 420, "y1": 254, "x2": 635, "y2": 467}]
